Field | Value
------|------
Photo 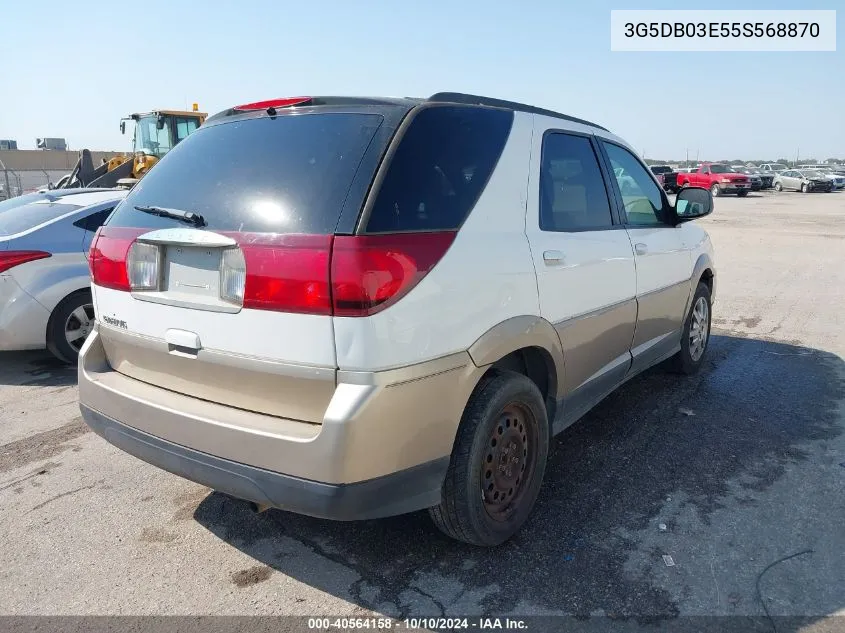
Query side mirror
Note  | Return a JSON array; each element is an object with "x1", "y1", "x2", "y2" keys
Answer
[
  {"x1": 674, "y1": 187, "x2": 713, "y2": 223},
  {"x1": 156, "y1": 115, "x2": 165, "y2": 130},
  {"x1": 120, "y1": 121, "x2": 126, "y2": 134}
]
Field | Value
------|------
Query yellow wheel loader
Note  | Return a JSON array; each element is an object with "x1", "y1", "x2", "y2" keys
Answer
[{"x1": 61, "y1": 104, "x2": 207, "y2": 189}]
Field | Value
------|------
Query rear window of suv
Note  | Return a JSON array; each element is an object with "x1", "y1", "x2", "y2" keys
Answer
[
  {"x1": 109, "y1": 113, "x2": 384, "y2": 234},
  {"x1": 364, "y1": 106, "x2": 513, "y2": 233}
]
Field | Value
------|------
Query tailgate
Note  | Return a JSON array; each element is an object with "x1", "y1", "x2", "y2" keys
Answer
[
  {"x1": 94, "y1": 283, "x2": 336, "y2": 423},
  {"x1": 89, "y1": 109, "x2": 391, "y2": 423}
]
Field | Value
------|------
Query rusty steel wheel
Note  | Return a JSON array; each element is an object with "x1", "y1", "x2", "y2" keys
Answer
[
  {"x1": 429, "y1": 370, "x2": 549, "y2": 546},
  {"x1": 481, "y1": 403, "x2": 538, "y2": 522}
]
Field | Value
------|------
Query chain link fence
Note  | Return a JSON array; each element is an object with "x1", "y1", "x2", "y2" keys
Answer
[
  {"x1": 1, "y1": 169, "x2": 22, "y2": 200},
  {"x1": 0, "y1": 150, "x2": 123, "y2": 201},
  {"x1": 1, "y1": 168, "x2": 72, "y2": 200}
]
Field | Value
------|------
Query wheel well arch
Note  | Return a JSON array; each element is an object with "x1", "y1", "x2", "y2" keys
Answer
[
  {"x1": 480, "y1": 345, "x2": 559, "y2": 426},
  {"x1": 699, "y1": 267, "x2": 714, "y2": 295},
  {"x1": 466, "y1": 316, "x2": 565, "y2": 422}
]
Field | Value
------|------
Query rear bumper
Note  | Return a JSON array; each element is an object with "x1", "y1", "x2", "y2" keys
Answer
[
  {"x1": 79, "y1": 327, "x2": 484, "y2": 518},
  {"x1": 0, "y1": 275, "x2": 49, "y2": 351},
  {"x1": 80, "y1": 404, "x2": 447, "y2": 520}
]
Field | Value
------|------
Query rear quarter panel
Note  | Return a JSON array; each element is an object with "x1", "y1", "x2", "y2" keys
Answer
[{"x1": 6, "y1": 217, "x2": 90, "y2": 314}]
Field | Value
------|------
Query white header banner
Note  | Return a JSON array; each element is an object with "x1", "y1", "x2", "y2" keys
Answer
[{"x1": 611, "y1": 10, "x2": 836, "y2": 52}]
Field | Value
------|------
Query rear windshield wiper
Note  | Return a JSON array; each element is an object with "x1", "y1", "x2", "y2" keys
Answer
[{"x1": 134, "y1": 205, "x2": 206, "y2": 227}]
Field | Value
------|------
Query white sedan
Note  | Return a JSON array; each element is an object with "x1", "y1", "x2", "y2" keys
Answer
[{"x1": 0, "y1": 188, "x2": 127, "y2": 362}]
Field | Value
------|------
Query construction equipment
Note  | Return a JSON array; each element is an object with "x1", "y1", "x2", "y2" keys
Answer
[{"x1": 59, "y1": 104, "x2": 207, "y2": 189}]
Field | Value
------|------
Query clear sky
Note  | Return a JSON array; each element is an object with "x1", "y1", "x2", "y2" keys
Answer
[{"x1": 0, "y1": 0, "x2": 842, "y2": 161}]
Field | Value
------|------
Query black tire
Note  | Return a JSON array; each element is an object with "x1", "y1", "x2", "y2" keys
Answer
[
  {"x1": 46, "y1": 290, "x2": 94, "y2": 364},
  {"x1": 429, "y1": 370, "x2": 549, "y2": 547},
  {"x1": 710, "y1": 183, "x2": 721, "y2": 197},
  {"x1": 801, "y1": 183, "x2": 809, "y2": 193},
  {"x1": 737, "y1": 190, "x2": 748, "y2": 197},
  {"x1": 668, "y1": 282, "x2": 712, "y2": 375},
  {"x1": 774, "y1": 182, "x2": 783, "y2": 192}
]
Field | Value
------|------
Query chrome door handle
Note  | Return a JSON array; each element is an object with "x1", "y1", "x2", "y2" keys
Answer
[
  {"x1": 543, "y1": 250, "x2": 564, "y2": 264},
  {"x1": 634, "y1": 243, "x2": 648, "y2": 256}
]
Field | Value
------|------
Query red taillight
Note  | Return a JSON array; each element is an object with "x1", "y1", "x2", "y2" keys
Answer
[
  {"x1": 331, "y1": 232, "x2": 455, "y2": 317},
  {"x1": 232, "y1": 231, "x2": 454, "y2": 316},
  {"x1": 0, "y1": 250, "x2": 51, "y2": 274},
  {"x1": 88, "y1": 226, "x2": 454, "y2": 317},
  {"x1": 233, "y1": 97, "x2": 312, "y2": 112},
  {"x1": 237, "y1": 234, "x2": 333, "y2": 314},
  {"x1": 89, "y1": 226, "x2": 147, "y2": 291}
]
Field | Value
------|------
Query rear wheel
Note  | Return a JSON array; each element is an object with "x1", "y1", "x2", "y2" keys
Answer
[
  {"x1": 429, "y1": 370, "x2": 549, "y2": 546},
  {"x1": 668, "y1": 282, "x2": 712, "y2": 375},
  {"x1": 46, "y1": 290, "x2": 94, "y2": 364},
  {"x1": 710, "y1": 183, "x2": 721, "y2": 197}
]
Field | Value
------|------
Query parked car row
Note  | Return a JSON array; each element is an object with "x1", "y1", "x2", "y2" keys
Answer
[{"x1": 657, "y1": 162, "x2": 844, "y2": 197}]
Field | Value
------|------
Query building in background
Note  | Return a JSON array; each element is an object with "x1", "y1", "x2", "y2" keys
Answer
[
  {"x1": 36, "y1": 137, "x2": 68, "y2": 151},
  {"x1": 0, "y1": 140, "x2": 18, "y2": 150},
  {"x1": 0, "y1": 149, "x2": 121, "y2": 198}
]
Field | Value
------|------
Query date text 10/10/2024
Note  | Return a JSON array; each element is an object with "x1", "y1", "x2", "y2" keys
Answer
[{"x1": 308, "y1": 618, "x2": 529, "y2": 630}]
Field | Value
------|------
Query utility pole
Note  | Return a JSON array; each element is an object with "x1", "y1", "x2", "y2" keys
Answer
[{"x1": 795, "y1": 146, "x2": 799, "y2": 167}]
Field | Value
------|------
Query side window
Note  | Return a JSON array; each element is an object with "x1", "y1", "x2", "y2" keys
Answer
[
  {"x1": 539, "y1": 133, "x2": 613, "y2": 231},
  {"x1": 602, "y1": 142, "x2": 669, "y2": 226},
  {"x1": 73, "y1": 208, "x2": 114, "y2": 232},
  {"x1": 175, "y1": 118, "x2": 199, "y2": 144},
  {"x1": 365, "y1": 106, "x2": 513, "y2": 233}
]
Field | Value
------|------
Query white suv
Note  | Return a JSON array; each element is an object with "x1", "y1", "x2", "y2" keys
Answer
[{"x1": 79, "y1": 93, "x2": 716, "y2": 546}]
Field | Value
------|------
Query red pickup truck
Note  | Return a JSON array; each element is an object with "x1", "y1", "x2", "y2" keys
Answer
[{"x1": 678, "y1": 163, "x2": 750, "y2": 197}]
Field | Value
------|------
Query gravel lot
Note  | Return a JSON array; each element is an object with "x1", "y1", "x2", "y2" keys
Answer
[{"x1": 1, "y1": 190, "x2": 843, "y2": 628}]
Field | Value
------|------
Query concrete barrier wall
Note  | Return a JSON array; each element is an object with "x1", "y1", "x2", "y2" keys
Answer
[{"x1": 0, "y1": 150, "x2": 122, "y2": 171}]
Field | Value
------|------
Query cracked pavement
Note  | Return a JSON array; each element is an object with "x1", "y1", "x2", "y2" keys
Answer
[{"x1": 0, "y1": 191, "x2": 843, "y2": 627}]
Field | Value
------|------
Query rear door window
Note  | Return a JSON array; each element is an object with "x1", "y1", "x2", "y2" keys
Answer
[
  {"x1": 109, "y1": 113, "x2": 384, "y2": 234},
  {"x1": 73, "y1": 208, "x2": 114, "y2": 232},
  {"x1": 540, "y1": 133, "x2": 613, "y2": 231},
  {"x1": 364, "y1": 106, "x2": 513, "y2": 233}
]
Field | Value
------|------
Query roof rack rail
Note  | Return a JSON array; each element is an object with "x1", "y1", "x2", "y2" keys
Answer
[{"x1": 427, "y1": 92, "x2": 608, "y2": 132}]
